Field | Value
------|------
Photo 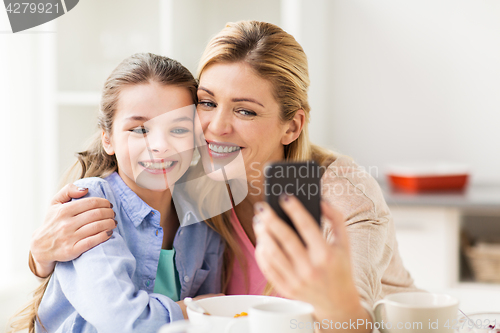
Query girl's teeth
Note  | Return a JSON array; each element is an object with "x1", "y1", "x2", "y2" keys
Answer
[
  {"x1": 142, "y1": 161, "x2": 174, "y2": 169},
  {"x1": 209, "y1": 143, "x2": 241, "y2": 154}
]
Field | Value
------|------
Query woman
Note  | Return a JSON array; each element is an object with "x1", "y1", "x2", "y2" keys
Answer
[{"x1": 29, "y1": 21, "x2": 418, "y2": 331}]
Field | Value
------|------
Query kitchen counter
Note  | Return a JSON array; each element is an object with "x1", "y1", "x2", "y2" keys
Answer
[
  {"x1": 380, "y1": 183, "x2": 500, "y2": 212},
  {"x1": 379, "y1": 181, "x2": 500, "y2": 305}
]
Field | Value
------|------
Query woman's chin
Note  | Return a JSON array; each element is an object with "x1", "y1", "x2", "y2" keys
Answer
[
  {"x1": 201, "y1": 162, "x2": 248, "y2": 183},
  {"x1": 199, "y1": 149, "x2": 248, "y2": 182}
]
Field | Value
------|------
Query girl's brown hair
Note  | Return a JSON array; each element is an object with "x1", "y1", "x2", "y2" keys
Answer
[
  {"x1": 9, "y1": 53, "x2": 198, "y2": 333},
  {"x1": 196, "y1": 21, "x2": 336, "y2": 292}
]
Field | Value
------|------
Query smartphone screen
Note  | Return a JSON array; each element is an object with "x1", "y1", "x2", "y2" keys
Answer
[{"x1": 264, "y1": 161, "x2": 322, "y2": 235}]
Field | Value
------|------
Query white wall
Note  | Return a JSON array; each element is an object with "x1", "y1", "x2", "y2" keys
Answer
[
  {"x1": 168, "y1": 0, "x2": 281, "y2": 74},
  {"x1": 310, "y1": 0, "x2": 500, "y2": 184},
  {"x1": 281, "y1": 0, "x2": 332, "y2": 150},
  {"x1": 0, "y1": 11, "x2": 56, "y2": 333}
]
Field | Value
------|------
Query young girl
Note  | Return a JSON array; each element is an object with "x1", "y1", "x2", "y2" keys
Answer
[{"x1": 11, "y1": 53, "x2": 224, "y2": 333}]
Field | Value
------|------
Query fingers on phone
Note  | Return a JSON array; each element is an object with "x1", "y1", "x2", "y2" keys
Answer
[
  {"x1": 255, "y1": 202, "x2": 309, "y2": 268},
  {"x1": 256, "y1": 229, "x2": 294, "y2": 275},
  {"x1": 279, "y1": 195, "x2": 323, "y2": 247}
]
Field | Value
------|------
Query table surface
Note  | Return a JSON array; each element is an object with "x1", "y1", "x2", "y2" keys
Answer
[{"x1": 380, "y1": 183, "x2": 500, "y2": 211}]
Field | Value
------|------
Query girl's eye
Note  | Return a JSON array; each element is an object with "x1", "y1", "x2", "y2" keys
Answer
[
  {"x1": 171, "y1": 128, "x2": 190, "y2": 135},
  {"x1": 198, "y1": 101, "x2": 216, "y2": 109},
  {"x1": 237, "y1": 109, "x2": 257, "y2": 117},
  {"x1": 130, "y1": 126, "x2": 148, "y2": 134}
]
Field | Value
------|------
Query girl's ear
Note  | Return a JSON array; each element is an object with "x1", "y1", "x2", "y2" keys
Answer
[
  {"x1": 281, "y1": 109, "x2": 305, "y2": 145},
  {"x1": 101, "y1": 131, "x2": 115, "y2": 155}
]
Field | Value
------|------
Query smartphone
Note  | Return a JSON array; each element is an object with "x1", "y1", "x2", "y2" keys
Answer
[{"x1": 264, "y1": 161, "x2": 322, "y2": 236}]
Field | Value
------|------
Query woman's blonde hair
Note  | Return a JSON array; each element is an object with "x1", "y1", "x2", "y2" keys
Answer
[
  {"x1": 9, "y1": 53, "x2": 198, "y2": 333},
  {"x1": 196, "y1": 21, "x2": 336, "y2": 292}
]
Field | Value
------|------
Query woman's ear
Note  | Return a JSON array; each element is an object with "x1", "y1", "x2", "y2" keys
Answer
[
  {"x1": 281, "y1": 109, "x2": 305, "y2": 145},
  {"x1": 101, "y1": 131, "x2": 115, "y2": 155}
]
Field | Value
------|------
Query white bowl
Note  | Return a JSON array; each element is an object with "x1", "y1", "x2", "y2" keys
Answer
[
  {"x1": 186, "y1": 295, "x2": 289, "y2": 333},
  {"x1": 158, "y1": 320, "x2": 209, "y2": 333},
  {"x1": 457, "y1": 312, "x2": 500, "y2": 333}
]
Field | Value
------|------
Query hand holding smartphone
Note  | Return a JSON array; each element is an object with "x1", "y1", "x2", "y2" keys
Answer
[{"x1": 264, "y1": 161, "x2": 322, "y2": 237}]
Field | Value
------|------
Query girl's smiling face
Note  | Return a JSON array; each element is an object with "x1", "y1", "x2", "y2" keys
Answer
[
  {"x1": 196, "y1": 62, "x2": 296, "y2": 185},
  {"x1": 103, "y1": 82, "x2": 195, "y2": 193}
]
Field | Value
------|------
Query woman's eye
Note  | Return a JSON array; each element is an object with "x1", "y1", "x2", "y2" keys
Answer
[
  {"x1": 237, "y1": 109, "x2": 257, "y2": 117},
  {"x1": 198, "y1": 101, "x2": 216, "y2": 109},
  {"x1": 171, "y1": 128, "x2": 190, "y2": 135},
  {"x1": 130, "y1": 126, "x2": 148, "y2": 134}
]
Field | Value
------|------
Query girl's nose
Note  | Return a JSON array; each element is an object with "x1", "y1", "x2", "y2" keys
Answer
[
  {"x1": 207, "y1": 106, "x2": 232, "y2": 136},
  {"x1": 146, "y1": 132, "x2": 170, "y2": 155}
]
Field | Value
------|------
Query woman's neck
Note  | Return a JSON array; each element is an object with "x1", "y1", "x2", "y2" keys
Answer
[
  {"x1": 245, "y1": 183, "x2": 264, "y2": 206},
  {"x1": 230, "y1": 177, "x2": 265, "y2": 247}
]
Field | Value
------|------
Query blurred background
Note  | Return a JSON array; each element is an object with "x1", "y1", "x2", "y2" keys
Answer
[{"x1": 1, "y1": 0, "x2": 499, "y2": 331}]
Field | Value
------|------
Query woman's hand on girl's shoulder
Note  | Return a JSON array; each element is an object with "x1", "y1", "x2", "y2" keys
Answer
[{"x1": 30, "y1": 183, "x2": 116, "y2": 278}]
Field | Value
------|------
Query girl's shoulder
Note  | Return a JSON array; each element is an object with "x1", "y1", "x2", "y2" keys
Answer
[
  {"x1": 73, "y1": 175, "x2": 116, "y2": 202},
  {"x1": 73, "y1": 176, "x2": 108, "y2": 187}
]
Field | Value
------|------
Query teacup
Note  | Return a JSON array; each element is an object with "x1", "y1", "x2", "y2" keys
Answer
[{"x1": 373, "y1": 292, "x2": 459, "y2": 333}]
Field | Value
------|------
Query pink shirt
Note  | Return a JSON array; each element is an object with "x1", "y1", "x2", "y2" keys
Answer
[{"x1": 226, "y1": 208, "x2": 267, "y2": 295}]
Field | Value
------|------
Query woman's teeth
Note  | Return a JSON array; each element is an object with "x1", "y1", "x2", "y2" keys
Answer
[
  {"x1": 208, "y1": 143, "x2": 241, "y2": 153},
  {"x1": 141, "y1": 161, "x2": 174, "y2": 169}
]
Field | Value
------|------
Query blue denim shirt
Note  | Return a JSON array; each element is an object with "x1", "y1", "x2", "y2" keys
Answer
[{"x1": 36, "y1": 172, "x2": 224, "y2": 333}]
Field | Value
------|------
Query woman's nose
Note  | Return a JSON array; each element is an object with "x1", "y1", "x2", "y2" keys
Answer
[{"x1": 207, "y1": 106, "x2": 232, "y2": 136}]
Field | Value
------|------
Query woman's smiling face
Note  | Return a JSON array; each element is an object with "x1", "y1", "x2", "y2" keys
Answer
[{"x1": 196, "y1": 62, "x2": 291, "y2": 185}]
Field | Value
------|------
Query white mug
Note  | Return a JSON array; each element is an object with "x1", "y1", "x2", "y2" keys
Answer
[
  {"x1": 225, "y1": 300, "x2": 315, "y2": 333},
  {"x1": 373, "y1": 292, "x2": 459, "y2": 333}
]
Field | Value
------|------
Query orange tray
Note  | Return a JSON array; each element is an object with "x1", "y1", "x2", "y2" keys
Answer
[{"x1": 388, "y1": 174, "x2": 469, "y2": 193}]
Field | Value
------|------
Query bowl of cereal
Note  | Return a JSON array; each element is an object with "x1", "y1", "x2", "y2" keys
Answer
[{"x1": 186, "y1": 295, "x2": 289, "y2": 333}]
